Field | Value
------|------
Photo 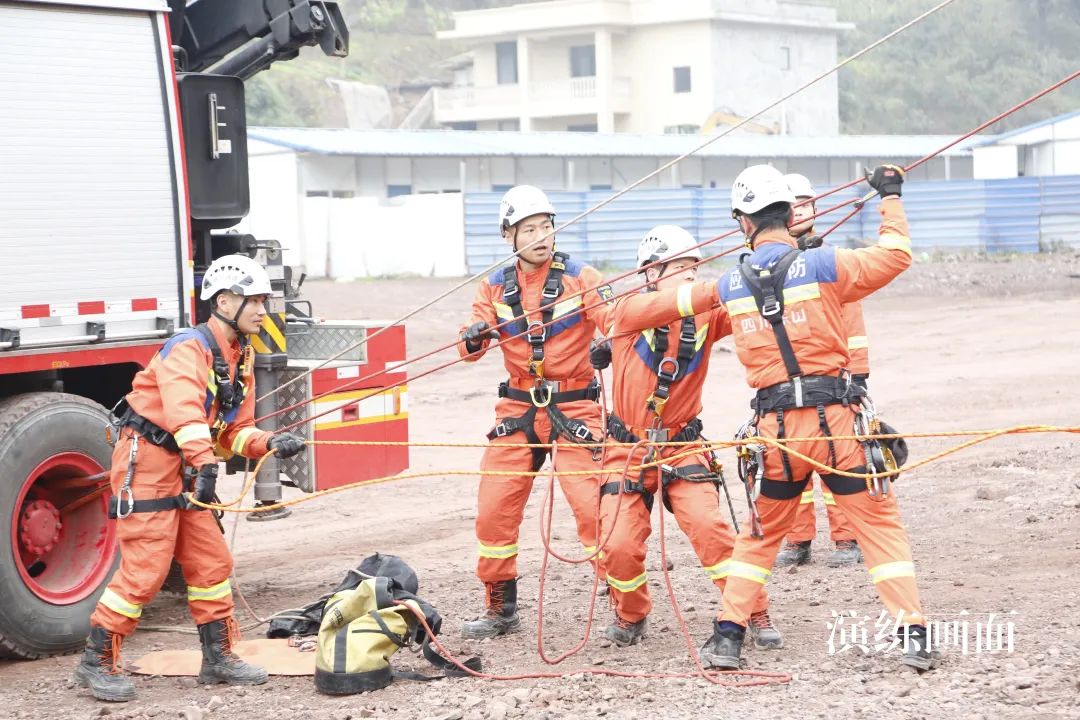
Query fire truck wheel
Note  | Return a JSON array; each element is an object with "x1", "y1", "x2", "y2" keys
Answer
[{"x1": 0, "y1": 392, "x2": 119, "y2": 659}]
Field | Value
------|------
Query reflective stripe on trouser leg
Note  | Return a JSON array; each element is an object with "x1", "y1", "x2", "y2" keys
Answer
[
  {"x1": 476, "y1": 436, "x2": 539, "y2": 582},
  {"x1": 718, "y1": 493, "x2": 801, "y2": 627},
  {"x1": 664, "y1": 471, "x2": 771, "y2": 615},
  {"x1": 827, "y1": 486, "x2": 925, "y2": 627},
  {"x1": 599, "y1": 488, "x2": 653, "y2": 623},
  {"x1": 90, "y1": 437, "x2": 183, "y2": 635},
  {"x1": 175, "y1": 501, "x2": 236, "y2": 624},
  {"x1": 99, "y1": 588, "x2": 143, "y2": 620}
]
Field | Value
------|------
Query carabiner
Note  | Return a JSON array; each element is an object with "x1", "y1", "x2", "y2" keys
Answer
[{"x1": 116, "y1": 486, "x2": 135, "y2": 520}]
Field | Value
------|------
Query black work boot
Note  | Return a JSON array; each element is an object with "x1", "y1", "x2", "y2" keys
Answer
[
  {"x1": 747, "y1": 609, "x2": 784, "y2": 649},
  {"x1": 901, "y1": 625, "x2": 940, "y2": 672},
  {"x1": 197, "y1": 618, "x2": 268, "y2": 685},
  {"x1": 774, "y1": 540, "x2": 812, "y2": 567},
  {"x1": 826, "y1": 539, "x2": 863, "y2": 568},
  {"x1": 604, "y1": 614, "x2": 647, "y2": 647},
  {"x1": 699, "y1": 620, "x2": 745, "y2": 669},
  {"x1": 462, "y1": 579, "x2": 521, "y2": 639},
  {"x1": 73, "y1": 626, "x2": 136, "y2": 702}
]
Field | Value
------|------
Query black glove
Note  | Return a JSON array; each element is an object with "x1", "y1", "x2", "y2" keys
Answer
[
  {"x1": 193, "y1": 464, "x2": 218, "y2": 506},
  {"x1": 269, "y1": 432, "x2": 305, "y2": 459},
  {"x1": 462, "y1": 321, "x2": 498, "y2": 353},
  {"x1": 797, "y1": 234, "x2": 823, "y2": 250},
  {"x1": 589, "y1": 338, "x2": 612, "y2": 370},
  {"x1": 866, "y1": 164, "x2": 905, "y2": 198}
]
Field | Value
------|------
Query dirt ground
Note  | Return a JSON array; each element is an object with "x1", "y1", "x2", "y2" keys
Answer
[{"x1": 3, "y1": 251, "x2": 1080, "y2": 720}]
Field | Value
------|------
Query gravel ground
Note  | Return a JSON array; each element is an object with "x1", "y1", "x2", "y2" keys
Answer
[{"x1": 3, "y1": 251, "x2": 1079, "y2": 720}]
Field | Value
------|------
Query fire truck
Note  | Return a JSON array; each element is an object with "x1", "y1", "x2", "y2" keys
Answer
[{"x1": 0, "y1": 0, "x2": 408, "y2": 659}]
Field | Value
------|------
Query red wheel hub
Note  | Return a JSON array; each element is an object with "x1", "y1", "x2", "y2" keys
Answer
[
  {"x1": 20, "y1": 500, "x2": 62, "y2": 556},
  {"x1": 12, "y1": 452, "x2": 117, "y2": 605}
]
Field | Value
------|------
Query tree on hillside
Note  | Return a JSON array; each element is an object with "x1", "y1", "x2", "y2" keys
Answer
[
  {"x1": 246, "y1": 0, "x2": 530, "y2": 126},
  {"x1": 838, "y1": 0, "x2": 1080, "y2": 134}
]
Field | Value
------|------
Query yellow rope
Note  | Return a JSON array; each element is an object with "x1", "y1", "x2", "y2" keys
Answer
[
  {"x1": 309, "y1": 425, "x2": 1079, "y2": 449},
  {"x1": 186, "y1": 425, "x2": 1079, "y2": 513}
]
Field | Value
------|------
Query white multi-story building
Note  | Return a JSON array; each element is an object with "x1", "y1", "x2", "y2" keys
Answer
[{"x1": 433, "y1": 0, "x2": 851, "y2": 135}]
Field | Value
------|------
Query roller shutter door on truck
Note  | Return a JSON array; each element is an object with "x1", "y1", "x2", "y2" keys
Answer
[{"x1": 0, "y1": 1, "x2": 186, "y2": 350}]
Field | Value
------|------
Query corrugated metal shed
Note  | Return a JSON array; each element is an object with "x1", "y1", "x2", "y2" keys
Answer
[
  {"x1": 463, "y1": 175, "x2": 1080, "y2": 272},
  {"x1": 249, "y1": 127, "x2": 986, "y2": 159},
  {"x1": 969, "y1": 109, "x2": 1080, "y2": 147}
]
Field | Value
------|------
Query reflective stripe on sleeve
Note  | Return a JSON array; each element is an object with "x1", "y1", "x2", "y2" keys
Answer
[
  {"x1": 231, "y1": 427, "x2": 260, "y2": 455},
  {"x1": 799, "y1": 490, "x2": 814, "y2": 504},
  {"x1": 878, "y1": 233, "x2": 912, "y2": 256},
  {"x1": 676, "y1": 284, "x2": 695, "y2": 318},
  {"x1": 823, "y1": 491, "x2": 836, "y2": 506},
  {"x1": 848, "y1": 335, "x2": 869, "y2": 350},
  {"x1": 174, "y1": 423, "x2": 212, "y2": 449}
]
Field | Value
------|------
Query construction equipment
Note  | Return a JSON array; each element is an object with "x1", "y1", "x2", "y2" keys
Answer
[{"x1": 0, "y1": 0, "x2": 408, "y2": 660}]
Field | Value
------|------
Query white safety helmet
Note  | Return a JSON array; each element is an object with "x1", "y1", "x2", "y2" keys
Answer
[
  {"x1": 730, "y1": 164, "x2": 796, "y2": 216},
  {"x1": 637, "y1": 225, "x2": 702, "y2": 272},
  {"x1": 498, "y1": 185, "x2": 555, "y2": 230},
  {"x1": 784, "y1": 172, "x2": 817, "y2": 200},
  {"x1": 200, "y1": 254, "x2": 273, "y2": 301}
]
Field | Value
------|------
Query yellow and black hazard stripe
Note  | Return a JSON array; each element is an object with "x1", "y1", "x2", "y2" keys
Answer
[{"x1": 251, "y1": 312, "x2": 287, "y2": 355}]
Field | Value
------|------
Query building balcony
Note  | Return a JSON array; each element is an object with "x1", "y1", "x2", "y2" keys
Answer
[{"x1": 433, "y1": 76, "x2": 632, "y2": 124}]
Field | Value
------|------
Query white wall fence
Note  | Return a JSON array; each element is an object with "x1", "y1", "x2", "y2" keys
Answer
[{"x1": 242, "y1": 192, "x2": 467, "y2": 279}]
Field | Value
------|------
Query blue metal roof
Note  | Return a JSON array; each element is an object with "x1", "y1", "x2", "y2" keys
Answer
[
  {"x1": 248, "y1": 127, "x2": 986, "y2": 159},
  {"x1": 969, "y1": 109, "x2": 1080, "y2": 147}
]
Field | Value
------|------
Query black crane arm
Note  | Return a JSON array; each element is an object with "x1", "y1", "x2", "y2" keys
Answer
[{"x1": 167, "y1": 0, "x2": 348, "y2": 80}]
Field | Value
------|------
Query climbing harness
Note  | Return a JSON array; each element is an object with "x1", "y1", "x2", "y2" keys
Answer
[{"x1": 106, "y1": 323, "x2": 249, "y2": 519}]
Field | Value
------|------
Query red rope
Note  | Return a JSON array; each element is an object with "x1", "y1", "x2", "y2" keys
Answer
[{"x1": 265, "y1": 68, "x2": 1080, "y2": 431}]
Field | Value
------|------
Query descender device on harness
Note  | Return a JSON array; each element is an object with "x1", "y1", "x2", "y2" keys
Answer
[
  {"x1": 736, "y1": 248, "x2": 896, "y2": 499},
  {"x1": 106, "y1": 323, "x2": 248, "y2": 519},
  {"x1": 486, "y1": 252, "x2": 603, "y2": 467},
  {"x1": 733, "y1": 419, "x2": 765, "y2": 538}
]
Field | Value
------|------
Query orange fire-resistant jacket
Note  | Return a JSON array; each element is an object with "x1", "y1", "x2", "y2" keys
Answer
[
  {"x1": 125, "y1": 315, "x2": 272, "y2": 468},
  {"x1": 458, "y1": 254, "x2": 612, "y2": 384},
  {"x1": 717, "y1": 197, "x2": 911, "y2": 389},
  {"x1": 843, "y1": 299, "x2": 870, "y2": 376},
  {"x1": 604, "y1": 283, "x2": 729, "y2": 434}
]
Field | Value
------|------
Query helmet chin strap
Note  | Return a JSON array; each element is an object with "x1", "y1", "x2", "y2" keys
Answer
[
  {"x1": 645, "y1": 262, "x2": 668, "y2": 292},
  {"x1": 743, "y1": 223, "x2": 770, "y2": 250},
  {"x1": 212, "y1": 296, "x2": 249, "y2": 335}
]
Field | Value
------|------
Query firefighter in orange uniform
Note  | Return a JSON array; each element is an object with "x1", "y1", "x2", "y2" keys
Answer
[
  {"x1": 773, "y1": 173, "x2": 863, "y2": 569},
  {"x1": 591, "y1": 226, "x2": 781, "y2": 650},
  {"x1": 74, "y1": 256, "x2": 307, "y2": 702},
  {"x1": 698, "y1": 164, "x2": 935, "y2": 672},
  {"x1": 458, "y1": 185, "x2": 612, "y2": 639}
]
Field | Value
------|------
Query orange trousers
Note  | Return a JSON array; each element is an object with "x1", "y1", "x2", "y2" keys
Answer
[
  {"x1": 787, "y1": 477, "x2": 856, "y2": 543},
  {"x1": 90, "y1": 429, "x2": 234, "y2": 636},
  {"x1": 476, "y1": 398, "x2": 603, "y2": 583},
  {"x1": 719, "y1": 404, "x2": 924, "y2": 628},
  {"x1": 600, "y1": 442, "x2": 769, "y2": 624}
]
